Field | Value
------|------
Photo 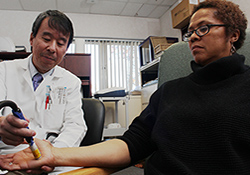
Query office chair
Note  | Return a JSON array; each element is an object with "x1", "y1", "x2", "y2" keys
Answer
[
  {"x1": 158, "y1": 41, "x2": 193, "y2": 87},
  {"x1": 80, "y1": 98, "x2": 105, "y2": 146},
  {"x1": 238, "y1": 28, "x2": 250, "y2": 65},
  {"x1": 158, "y1": 28, "x2": 250, "y2": 87}
]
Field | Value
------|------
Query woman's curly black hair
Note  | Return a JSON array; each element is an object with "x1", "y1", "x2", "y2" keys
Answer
[{"x1": 192, "y1": 0, "x2": 247, "y2": 50}]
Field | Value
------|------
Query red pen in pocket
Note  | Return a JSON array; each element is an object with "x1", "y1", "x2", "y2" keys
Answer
[
  {"x1": 45, "y1": 85, "x2": 52, "y2": 110},
  {"x1": 45, "y1": 95, "x2": 49, "y2": 109}
]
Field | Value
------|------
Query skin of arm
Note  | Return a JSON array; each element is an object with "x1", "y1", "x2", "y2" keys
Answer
[
  {"x1": 54, "y1": 139, "x2": 131, "y2": 167},
  {"x1": 0, "y1": 138, "x2": 131, "y2": 173}
]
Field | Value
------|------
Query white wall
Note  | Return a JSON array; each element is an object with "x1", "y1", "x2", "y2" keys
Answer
[
  {"x1": 0, "y1": 10, "x2": 161, "y2": 52},
  {"x1": 160, "y1": 0, "x2": 182, "y2": 41},
  {"x1": 0, "y1": 0, "x2": 249, "y2": 52},
  {"x1": 159, "y1": 0, "x2": 250, "y2": 42},
  {"x1": 230, "y1": 0, "x2": 250, "y2": 30},
  {"x1": 0, "y1": 10, "x2": 37, "y2": 52},
  {"x1": 69, "y1": 13, "x2": 161, "y2": 39}
]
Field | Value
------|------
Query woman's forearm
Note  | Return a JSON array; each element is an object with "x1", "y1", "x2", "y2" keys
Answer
[{"x1": 54, "y1": 139, "x2": 131, "y2": 168}]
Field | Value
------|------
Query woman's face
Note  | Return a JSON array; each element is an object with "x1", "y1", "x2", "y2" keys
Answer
[{"x1": 188, "y1": 8, "x2": 232, "y2": 66}]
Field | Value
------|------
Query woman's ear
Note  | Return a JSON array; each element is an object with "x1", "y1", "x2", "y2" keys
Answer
[{"x1": 230, "y1": 29, "x2": 240, "y2": 43}]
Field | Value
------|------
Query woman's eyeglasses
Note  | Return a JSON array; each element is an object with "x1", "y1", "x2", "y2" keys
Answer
[{"x1": 183, "y1": 24, "x2": 227, "y2": 42}]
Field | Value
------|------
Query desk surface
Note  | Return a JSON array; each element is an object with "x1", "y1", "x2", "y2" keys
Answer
[
  {"x1": 59, "y1": 167, "x2": 120, "y2": 175},
  {"x1": 98, "y1": 96, "x2": 127, "y2": 102}
]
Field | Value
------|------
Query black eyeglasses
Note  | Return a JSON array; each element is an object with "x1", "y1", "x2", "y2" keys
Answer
[{"x1": 183, "y1": 24, "x2": 227, "y2": 42}]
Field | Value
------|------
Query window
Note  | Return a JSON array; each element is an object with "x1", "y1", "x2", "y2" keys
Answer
[
  {"x1": 84, "y1": 39, "x2": 141, "y2": 94},
  {"x1": 66, "y1": 40, "x2": 75, "y2": 53}
]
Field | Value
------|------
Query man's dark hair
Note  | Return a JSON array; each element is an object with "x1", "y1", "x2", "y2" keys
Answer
[{"x1": 32, "y1": 10, "x2": 74, "y2": 48}]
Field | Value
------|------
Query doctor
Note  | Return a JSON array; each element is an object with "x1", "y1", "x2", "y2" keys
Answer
[{"x1": 0, "y1": 10, "x2": 87, "y2": 155}]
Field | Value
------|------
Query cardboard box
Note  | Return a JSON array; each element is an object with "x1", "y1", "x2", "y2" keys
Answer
[
  {"x1": 171, "y1": 0, "x2": 199, "y2": 29},
  {"x1": 150, "y1": 37, "x2": 177, "y2": 50},
  {"x1": 139, "y1": 36, "x2": 178, "y2": 66},
  {"x1": 154, "y1": 43, "x2": 172, "y2": 55}
]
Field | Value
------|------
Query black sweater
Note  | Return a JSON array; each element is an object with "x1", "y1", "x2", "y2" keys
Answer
[{"x1": 119, "y1": 53, "x2": 250, "y2": 174}]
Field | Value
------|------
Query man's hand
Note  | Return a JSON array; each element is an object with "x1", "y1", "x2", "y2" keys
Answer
[
  {"x1": 0, "y1": 139, "x2": 55, "y2": 174},
  {"x1": 0, "y1": 114, "x2": 35, "y2": 146}
]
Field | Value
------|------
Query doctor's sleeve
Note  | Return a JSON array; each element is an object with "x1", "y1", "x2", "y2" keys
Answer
[{"x1": 0, "y1": 62, "x2": 7, "y2": 115}]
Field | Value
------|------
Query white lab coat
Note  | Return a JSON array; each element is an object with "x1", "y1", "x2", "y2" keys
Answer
[{"x1": 0, "y1": 55, "x2": 87, "y2": 154}]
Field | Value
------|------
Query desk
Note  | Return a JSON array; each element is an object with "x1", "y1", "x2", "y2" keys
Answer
[
  {"x1": 59, "y1": 167, "x2": 120, "y2": 175},
  {"x1": 98, "y1": 96, "x2": 129, "y2": 137}
]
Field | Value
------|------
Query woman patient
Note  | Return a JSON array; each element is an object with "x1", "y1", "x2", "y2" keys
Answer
[{"x1": 0, "y1": 0, "x2": 250, "y2": 174}]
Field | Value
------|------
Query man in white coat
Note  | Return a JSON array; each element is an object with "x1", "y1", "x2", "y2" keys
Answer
[{"x1": 0, "y1": 10, "x2": 87, "y2": 159}]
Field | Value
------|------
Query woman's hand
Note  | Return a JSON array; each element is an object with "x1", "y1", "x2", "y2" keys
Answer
[{"x1": 0, "y1": 138, "x2": 55, "y2": 174}]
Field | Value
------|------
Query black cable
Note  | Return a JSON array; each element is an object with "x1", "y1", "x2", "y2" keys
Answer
[{"x1": 0, "y1": 100, "x2": 19, "y2": 112}]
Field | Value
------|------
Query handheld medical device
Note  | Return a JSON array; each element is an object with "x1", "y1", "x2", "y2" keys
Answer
[{"x1": 0, "y1": 100, "x2": 41, "y2": 159}]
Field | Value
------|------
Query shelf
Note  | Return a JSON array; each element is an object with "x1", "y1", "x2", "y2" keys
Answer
[
  {"x1": 140, "y1": 57, "x2": 160, "y2": 86},
  {"x1": 139, "y1": 36, "x2": 178, "y2": 87},
  {"x1": 139, "y1": 36, "x2": 178, "y2": 67},
  {"x1": 59, "y1": 53, "x2": 91, "y2": 97},
  {"x1": 0, "y1": 52, "x2": 31, "y2": 60},
  {"x1": 140, "y1": 57, "x2": 160, "y2": 72},
  {"x1": 0, "y1": 52, "x2": 92, "y2": 97},
  {"x1": 103, "y1": 128, "x2": 126, "y2": 137}
]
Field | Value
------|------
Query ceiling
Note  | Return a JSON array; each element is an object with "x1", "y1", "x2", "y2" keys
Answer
[{"x1": 0, "y1": 0, "x2": 179, "y2": 19}]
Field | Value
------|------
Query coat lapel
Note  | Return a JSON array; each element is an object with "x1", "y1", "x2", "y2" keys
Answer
[{"x1": 19, "y1": 55, "x2": 34, "y2": 91}]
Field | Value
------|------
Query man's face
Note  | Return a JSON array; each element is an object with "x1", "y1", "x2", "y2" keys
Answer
[{"x1": 30, "y1": 17, "x2": 70, "y2": 73}]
